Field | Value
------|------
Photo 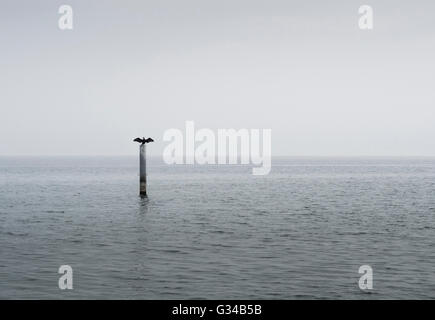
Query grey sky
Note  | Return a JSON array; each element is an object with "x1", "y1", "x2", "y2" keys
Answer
[{"x1": 1, "y1": 0, "x2": 434, "y2": 156}]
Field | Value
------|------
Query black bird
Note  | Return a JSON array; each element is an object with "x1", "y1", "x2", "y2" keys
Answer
[{"x1": 133, "y1": 137, "x2": 154, "y2": 145}]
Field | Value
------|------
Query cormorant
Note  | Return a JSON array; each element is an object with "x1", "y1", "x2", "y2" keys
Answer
[{"x1": 133, "y1": 137, "x2": 154, "y2": 145}]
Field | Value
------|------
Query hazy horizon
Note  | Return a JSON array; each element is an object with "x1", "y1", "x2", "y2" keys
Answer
[{"x1": 2, "y1": 154, "x2": 435, "y2": 159}]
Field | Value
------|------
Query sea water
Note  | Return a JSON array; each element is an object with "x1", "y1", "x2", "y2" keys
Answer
[{"x1": 1, "y1": 156, "x2": 435, "y2": 299}]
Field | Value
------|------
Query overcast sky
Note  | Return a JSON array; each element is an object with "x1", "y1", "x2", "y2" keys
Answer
[{"x1": 1, "y1": 0, "x2": 434, "y2": 156}]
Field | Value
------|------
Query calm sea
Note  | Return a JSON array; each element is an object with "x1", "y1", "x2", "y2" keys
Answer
[{"x1": 1, "y1": 156, "x2": 435, "y2": 299}]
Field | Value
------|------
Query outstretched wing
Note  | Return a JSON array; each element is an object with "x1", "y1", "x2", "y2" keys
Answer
[
  {"x1": 145, "y1": 138, "x2": 154, "y2": 143},
  {"x1": 133, "y1": 138, "x2": 143, "y2": 143}
]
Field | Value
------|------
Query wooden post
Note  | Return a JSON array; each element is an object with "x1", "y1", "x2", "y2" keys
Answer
[{"x1": 139, "y1": 143, "x2": 147, "y2": 196}]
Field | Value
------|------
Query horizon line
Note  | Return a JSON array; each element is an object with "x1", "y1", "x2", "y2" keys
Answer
[{"x1": 2, "y1": 155, "x2": 435, "y2": 158}]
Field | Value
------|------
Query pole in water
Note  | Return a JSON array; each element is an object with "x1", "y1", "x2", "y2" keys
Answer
[
  {"x1": 139, "y1": 143, "x2": 147, "y2": 196},
  {"x1": 133, "y1": 137, "x2": 154, "y2": 197}
]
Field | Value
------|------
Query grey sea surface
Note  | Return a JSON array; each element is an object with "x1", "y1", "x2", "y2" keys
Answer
[{"x1": 1, "y1": 156, "x2": 435, "y2": 299}]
